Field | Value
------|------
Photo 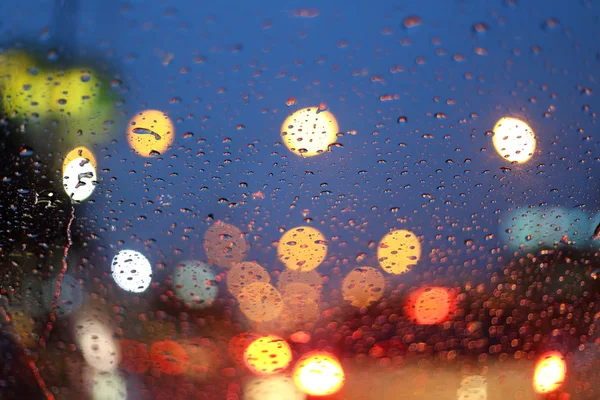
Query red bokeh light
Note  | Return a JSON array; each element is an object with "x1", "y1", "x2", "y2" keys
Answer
[
  {"x1": 150, "y1": 340, "x2": 190, "y2": 375},
  {"x1": 405, "y1": 286, "x2": 456, "y2": 325},
  {"x1": 120, "y1": 339, "x2": 151, "y2": 374}
]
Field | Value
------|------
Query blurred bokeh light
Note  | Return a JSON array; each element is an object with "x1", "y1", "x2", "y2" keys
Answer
[
  {"x1": 111, "y1": 249, "x2": 152, "y2": 293},
  {"x1": 377, "y1": 229, "x2": 421, "y2": 275},
  {"x1": 492, "y1": 117, "x2": 536, "y2": 164},
  {"x1": 127, "y1": 109, "x2": 174, "y2": 157},
  {"x1": 293, "y1": 352, "x2": 344, "y2": 396},
  {"x1": 280, "y1": 107, "x2": 339, "y2": 157},
  {"x1": 277, "y1": 226, "x2": 327, "y2": 272},
  {"x1": 243, "y1": 334, "x2": 292, "y2": 375}
]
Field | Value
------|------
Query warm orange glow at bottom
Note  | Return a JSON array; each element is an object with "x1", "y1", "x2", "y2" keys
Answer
[
  {"x1": 293, "y1": 352, "x2": 344, "y2": 396},
  {"x1": 533, "y1": 352, "x2": 566, "y2": 393}
]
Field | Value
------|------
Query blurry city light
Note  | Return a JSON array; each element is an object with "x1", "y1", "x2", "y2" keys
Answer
[
  {"x1": 341, "y1": 266, "x2": 385, "y2": 307},
  {"x1": 277, "y1": 269, "x2": 322, "y2": 293},
  {"x1": 203, "y1": 222, "x2": 249, "y2": 268},
  {"x1": 173, "y1": 260, "x2": 218, "y2": 308},
  {"x1": 406, "y1": 286, "x2": 456, "y2": 325},
  {"x1": 499, "y1": 207, "x2": 589, "y2": 252},
  {"x1": 62, "y1": 155, "x2": 97, "y2": 202},
  {"x1": 244, "y1": 375, "x2": 306, "y2": 400},
  {"x1": 227, "y1": 261, "x2": 271, "y2": 298},
  {"x1": 228, "y1": 332, "x2": 260, "y2": 366},
  {"x1": 0, "y1": 50, "x2": 52, "y2": 118},
  {"x1": 91, "y1": 371, "x2": 127, "y2": 400},
  {"x1": 244, "y1": 335, "x2": 292, "y2": 375},
  {"x1": 377, "y1": 229, "x2": 421, "y2": 275},
  {"x1": 119, "y1": 339, "x2": 151, "y2": 374},
  {"x1": 277, "y1": 226, "x2": 327, "y2": 272},
  {"x1": 492, "y1": 117, "x2": 536, "y2": 164},
  {"x1": 533, "y1": 352, "x2": 566, "y2": 394},
  {"x1": 238, "y1": 282, "x2": 284, "y2": 322},
  {"x1": 111, "y1": 249, "x2": 152, "y2": 293},
  {"x1": 75, "y1": 314, "x2": 121, "y2": 373},
  {"x1": 127, "y1": 109, "x2": 175, "y2": 157},
  {"x1": 51, "y1": 68, "x2": 102, "y2": 116},
  {"x1": 63, "y1": 146, "x2": 97, "y2": 171},
  {"x1": 293, "y1": 352, "x2": 344, "y2": 396},
  {"x1": 280, "y1": 107, "x2": 339, "y2": 157},
  {"x1": 150, "y1": 340, "x2": 190, "y2": 375}
]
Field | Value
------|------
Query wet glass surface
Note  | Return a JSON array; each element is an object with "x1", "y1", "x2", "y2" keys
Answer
[{"x1": 0, "y1": 0, "x2": 599, "y2": 399}]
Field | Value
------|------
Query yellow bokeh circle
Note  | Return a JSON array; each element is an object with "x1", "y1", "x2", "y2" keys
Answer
[
  {"x1": 238, "y1": 282, "x2": 284, "y2": 322},
  {"x1": 63, "y1": 146, "x2": 97, "y2": 172},
  {"x1": 492, "y1": 117, "x2": 536, "y2": 164},
  {"x1": 227, "y1": 261, "x2": 271, "y2": 298},
  {"x1": 243, "y1": 335, "x2": 292, "y2": 375},
  {"x1": 280, "y1": 107, "x2": 338, "y2": 157},
  {"x1": 377, "y1": 229, "x2": 421, "y2": 275},
  {"x1": 293, "y1": 352, "x2": 344, "y2": 396},
  {"x1": 277, "y1": 269, "x2": 322, "y2": 293},
  {"x1": 0, "y1": 51, "x2": 52, "y2": 118},
  {"x1": 277, "y1": 226, "x2": 327, "y2": 272},
  {"x1": 341, "y1": 267, "x2": 385, "y2": 307},
  {"x1": 127, "y1": 109, "x2": 175, "y2": 157},
  {"x1": 51, "y1": 68, "x2": 101, "y2": 116}
]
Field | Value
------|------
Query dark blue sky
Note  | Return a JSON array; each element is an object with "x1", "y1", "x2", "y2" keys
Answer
[{"x1": 1, "y1": 0, "x2": 599, "y2": 281}]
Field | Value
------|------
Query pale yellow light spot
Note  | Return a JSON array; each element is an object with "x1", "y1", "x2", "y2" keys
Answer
[
  {"x1": 342, "y1": 267, "x2": 385, "y2": 307},
  {"x1": 50, "y1": 68, "x2": 101, "y2": 116},
  {"x1": 277, "y1": 226, "x2": 327, "y2": 272},
  {"x1": 238, "y1": 282, "x2": 283, "y2": 322},
  {"x1": 280, "y1": 107, "x2": 338, "y2": 157},
  {"x1": 277, "y1": 269, "x2": 322, "y2": 293},
  {"x1": 492, "y1": 117, "x2": 536, "y2": 164},
  {"x1": 377, "y1": 229, "x2": 421, "y2": 274},
  {"x1": 127, "y1": 109, "x2": 174, "y2": 157},
  {"x1": 227, "y1": 261, "x2": 271, "y2": 298},
  {"x1": 0, "y1": 51, "x2": 52, "y2": 118}
]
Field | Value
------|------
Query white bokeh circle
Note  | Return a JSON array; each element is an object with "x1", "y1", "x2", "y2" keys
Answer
[
  {"x1": 91, "y1": 371, "x2": 127, "y2": 400},
  {"x1": 63, "y1": 157, "x2": 97, "y2": 202},
  {"x1": 244, "y1": 375, "x2": 306, "y2": 400},
  {"x1": 111, "y1": 250, "x2": 152, "y2": 293},
  {"x1": 173, "y1": 260, "x2": 218, "y2": 308},
  {"x1": 75, "y1": 317, "x2": 120, "y2": 373}
]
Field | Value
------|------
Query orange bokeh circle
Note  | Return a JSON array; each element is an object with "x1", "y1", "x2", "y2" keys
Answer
[
  {"x1": 150, "y1": 340, "x2": 190, "y2": 375},
  {"x1": 127, "y1": 109, "x2": 175, "y2": 157},
  {"x1": 405, "y1": 286, "x2": 456, "y2": 325}
]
